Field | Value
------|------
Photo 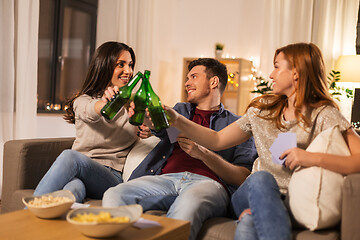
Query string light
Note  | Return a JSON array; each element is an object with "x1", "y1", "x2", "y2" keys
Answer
[
  {"x1": 250, "y1": 57, "x2": 273, "y2": 95},
  {"x1": 227, "y1": 72, "x2": 239, "y2": 89}
]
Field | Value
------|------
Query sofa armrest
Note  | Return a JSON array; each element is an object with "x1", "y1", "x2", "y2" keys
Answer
[
  {"x1": 341, "y1": 173, "x2": 360, "y2": 240},
  {"x1": 1, "y1": 137, "x2": 74, "y2": 213}
]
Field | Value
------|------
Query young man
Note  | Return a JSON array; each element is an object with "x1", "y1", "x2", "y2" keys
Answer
[{"x1": 103, "y1": 58, "x2": 257, "y2": 240}]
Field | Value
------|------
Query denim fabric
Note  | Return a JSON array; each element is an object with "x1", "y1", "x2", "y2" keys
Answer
[
  {"x1": 234, "y1": 214, "x2": 258, "y2": 240},
  {"x1": 103, "y1": 172, "x2": 229, "y2": 240},
  {"x1": 231, "y1": 171, "x2": 291, "y2": 240},
  {"x1": 129, "y1": 102, "x2": 258, "y2": 195},
  {"x1": 34, "y1": 149, "x2": 123, "y2": 202}
]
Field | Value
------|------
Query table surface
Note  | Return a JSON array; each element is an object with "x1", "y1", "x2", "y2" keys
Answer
[{"x1": 0, "y1": 209, "x2": 190, "y2": 240}]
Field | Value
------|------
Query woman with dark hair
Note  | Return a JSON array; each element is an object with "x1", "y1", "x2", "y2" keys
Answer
[
  {"x1": 164, "y1": 42, "x2": 360, "y2": 240},
  {"x1": 34, "y1": 41, "x2": 151, "y2": 202}
]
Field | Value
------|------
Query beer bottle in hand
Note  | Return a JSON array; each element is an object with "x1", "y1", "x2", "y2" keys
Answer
[
  {"x1": 101, "y1": 71, "x2": 143, "y2": 120},
  {"x1": 143, "y1": 70, "x2": 169, "y2": 131},
  {"x1": 129, "y1": 77, "x2": 148, "y2": 125}
]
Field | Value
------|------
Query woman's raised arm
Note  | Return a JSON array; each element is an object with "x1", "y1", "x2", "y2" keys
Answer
[{"x1": 165, "y1": 105, "x2": 251, "y2": 151}]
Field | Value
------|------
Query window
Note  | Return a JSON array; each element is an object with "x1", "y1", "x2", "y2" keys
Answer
[{"x1": 37, "y1": 0, "x2": 98, "y2": 113}]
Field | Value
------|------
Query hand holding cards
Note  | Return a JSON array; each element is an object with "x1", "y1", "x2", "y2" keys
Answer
[{"x1": 269, "y1": 132, "x2": 297, "y2": 165}]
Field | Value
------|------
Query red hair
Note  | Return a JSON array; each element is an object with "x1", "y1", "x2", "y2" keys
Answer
[{"x1": 247, "y1": 43, "x2": 337, "y2": 129}]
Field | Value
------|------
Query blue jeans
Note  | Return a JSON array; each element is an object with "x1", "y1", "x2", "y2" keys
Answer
[
  {"x1": 103, "y1": 172, "x2": 229, "y2": 240},
  {"x1": 234, "y1": 213, "x2": 257, "y2": 240},
  {"x1": 34, "y1": 149, "x2": 123, "y2": 202},
  {"x1": 231, "y1": 171, "x2": 291, "y2": 240}
]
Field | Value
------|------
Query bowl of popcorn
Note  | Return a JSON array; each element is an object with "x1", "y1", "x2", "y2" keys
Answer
[
  {"x1": 22, "y1": 190, "x2": 75, "y2": 219},
  {"x1": 66, "y1": 204, "x2": 143, "y2": 238}
]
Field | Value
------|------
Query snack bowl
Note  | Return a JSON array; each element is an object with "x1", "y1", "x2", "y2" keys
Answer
[
  {"x1": 22, "y1": 190, "x2": 75, "y2": 219},
  {"x1": 66, "y1": 204, "x2": 143, "y2": 238}
]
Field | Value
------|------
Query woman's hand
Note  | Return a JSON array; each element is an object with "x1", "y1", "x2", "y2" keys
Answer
[
  {"x1": 281, "y1": 147, "x2": 319, "y2": 170},
  {"x1": 137, "y1": 124, "x2": 152, "y2": 139},
  {"x1": 163, "y1": 105, "x2": 180, "y2": 126},
  {"x1": 128, "y1": 101, "x2": 136, "y2": 118},
  {"x1": 95, "y1": 86, "x2": 119, "y2": 115},
  {"x1": 102, "y1": 86, "x2": 119, "y2": 102},
  {"x1": 143, "y1": 109, "x2": 154, "y2": 129}
]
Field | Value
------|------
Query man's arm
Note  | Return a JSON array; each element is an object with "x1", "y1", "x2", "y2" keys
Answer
[{"x1": 177, "y1": 136, "x2": 250, "y2": 186}]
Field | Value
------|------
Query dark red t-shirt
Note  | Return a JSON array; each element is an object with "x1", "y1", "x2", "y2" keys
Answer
[{"x1": 161, "y1": 108, "x2": 220, "y2": 183}]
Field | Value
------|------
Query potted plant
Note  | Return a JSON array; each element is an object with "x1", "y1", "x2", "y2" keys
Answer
[{"x1": 215, "y1": 43, "x2": 224, "y2": 58}]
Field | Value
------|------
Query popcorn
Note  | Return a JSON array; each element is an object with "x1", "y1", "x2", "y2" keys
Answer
[
  {"x1": 71, "y1": 211, "x2": 130, "y2": 223},
  {"x1": 28, "y1": 195, "x2": 73, "y2": 207}
]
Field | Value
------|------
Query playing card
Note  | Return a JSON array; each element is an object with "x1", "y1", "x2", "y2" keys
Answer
[
  {"x1": 166, "y1": 126, "x2": 180, "y2": 143},
  {"x1": 269, "y1": 132, "x2": 297, "y2": 165}
]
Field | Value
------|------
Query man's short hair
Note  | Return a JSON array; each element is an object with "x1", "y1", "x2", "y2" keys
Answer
[{"x1": 188, "y1": 58, "x2": 228, "y2": 94}]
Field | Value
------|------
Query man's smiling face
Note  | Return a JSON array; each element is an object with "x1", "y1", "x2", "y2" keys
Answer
[{"x1": 185, "y1": 65, "x2": 212, "y2": 104}]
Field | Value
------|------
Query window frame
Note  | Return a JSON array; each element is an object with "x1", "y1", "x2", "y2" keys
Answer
[{"x1": 37, "y1": 0, "x2": 98, "y2": 114}]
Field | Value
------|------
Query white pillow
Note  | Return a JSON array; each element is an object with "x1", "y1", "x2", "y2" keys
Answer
[
  {"x1": 122, "y1": 136, "x2": 160, "y2": 182},
  {"x1": 288, "y1": 125, "x2": 350, "y2": 231}
]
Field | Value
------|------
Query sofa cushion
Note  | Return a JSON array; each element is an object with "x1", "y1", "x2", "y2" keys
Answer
[
  {"x1": 288, "y1": 125, "x2": 350, "y2": 231},
  {"x1": 341, "y1": 173, "x2": 360, "y2": 239},
  {"x1": 145, "y1": 210, "x2": 236, "y2": 240},
  {"x1": 197, "y1": 217, "x2": 236, "y2": 240},
  {"x1": 1, "y1": 138, "x2": 75, "y2": 214},
  {"x1": 293, "y1": 229, "x2": 339, "y2": 240},
  {"x1": 9, "y1": 189, "x2": 34, "y2": 212},
  {"x1": 122, "y1": 136, "x2": 160, "y2": 182}
]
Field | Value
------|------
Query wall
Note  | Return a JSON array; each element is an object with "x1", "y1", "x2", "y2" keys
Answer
[
  {"x1": 36, "y1": 114, "x2": 75, "y2": 138},
  {"x1": 36, "y1": 0, "x2": 266, "y2": 137},
  {"x1": 152, "y1": 0, "x2": 266, "y2": 106}
]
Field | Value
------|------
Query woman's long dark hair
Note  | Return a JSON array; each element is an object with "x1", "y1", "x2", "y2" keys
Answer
[{"x1": 64, "y1": 42, "x2": 136, "y2": 123}]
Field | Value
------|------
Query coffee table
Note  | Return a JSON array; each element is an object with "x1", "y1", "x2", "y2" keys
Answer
[{"x1": 0, "y1": 209, "x2": 190, "y2": 240}]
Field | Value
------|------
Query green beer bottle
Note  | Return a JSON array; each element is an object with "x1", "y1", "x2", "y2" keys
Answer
[
  {"x1": 143, "y1": 70, "x2": 169, "y2": 131},
  {"x1": 129, "y1": 76, "x2": 148, "y2": 126},
  {"x1": 101, "y1": 71, "x2": 143, "y2": 120}
]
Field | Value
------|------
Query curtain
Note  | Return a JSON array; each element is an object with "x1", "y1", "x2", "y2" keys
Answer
[
  {"x1": 312, "y1": 0, "x2": 359, "y2": 70},
  {"x1": 97, "y1": 0, "x2": 154, "y2": 71},
  {"x1": 259, "y1": 0, "x2": 359, "y2": 78},
  {"x1": 0, "y1": 0, "x2": 39, "y2": 198}
]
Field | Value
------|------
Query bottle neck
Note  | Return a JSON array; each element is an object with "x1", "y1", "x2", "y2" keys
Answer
[
  {"x1": 127, "y1": 72, "x2": 142, "y2": 89},
  {"x1": 144, "y1": 76, "x2": 156, "y2": 94}
]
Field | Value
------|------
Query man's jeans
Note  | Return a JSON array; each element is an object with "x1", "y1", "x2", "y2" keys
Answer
[
  {"x1": 103, "y1": 172, "x2": 229, "y2": 240},
  {"x1": 34, "y1": 149, "x2": 123, "y2": 202},
  {"x1": 231, "y1": 171, "x2": 291, "y2": 240}
]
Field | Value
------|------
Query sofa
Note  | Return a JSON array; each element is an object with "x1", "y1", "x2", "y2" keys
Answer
[{"x1": 2, "y1": 137, "x2": 360, "y2": 240}]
